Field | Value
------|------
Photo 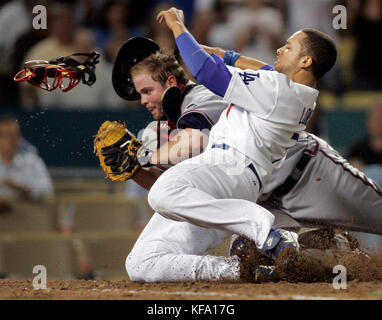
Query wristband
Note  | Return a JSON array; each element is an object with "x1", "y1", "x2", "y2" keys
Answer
[{"x1": 223, "y1": 50, "x2": 241, "y2": 66}]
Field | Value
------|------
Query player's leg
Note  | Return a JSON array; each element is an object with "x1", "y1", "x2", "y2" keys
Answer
[
  {"x1": 148, "y1": 147, "x2": 275, "y2": 250},
  {"x1": 126, "y1": 212, "x2": 239, "y2": 282},
  {"x1": 277, "y1": 134, "x2": 382, "y2": 234}
]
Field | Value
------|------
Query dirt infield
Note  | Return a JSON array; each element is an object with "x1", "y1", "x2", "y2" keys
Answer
[{"x1": 1, "y1": 279, "x2": 382, "y2": 300}]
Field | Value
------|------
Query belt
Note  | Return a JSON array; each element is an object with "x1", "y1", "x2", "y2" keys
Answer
[
  {"x1": 273, "y1": 153, "x2": 312, "y2": 198},
  {"x1": 211, "y1": 143, "x2": 262, "y2": 191}
]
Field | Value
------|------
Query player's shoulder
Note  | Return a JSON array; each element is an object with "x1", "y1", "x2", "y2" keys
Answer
[
  {"x1": 187, "y1": 84, "x2": 214, "y2": 98},
  {"x1": 183, "y1": 84, "x2": 222, "y2": 106},
  {"x1": 273, "y1": 72, "x2": 319, "y2": 106}
]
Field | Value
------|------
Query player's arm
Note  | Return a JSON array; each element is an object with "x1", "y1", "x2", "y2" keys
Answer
[
  {"x1": 132, "y1": 166, "x2": 164, "y2": 191},
  {"x1": 152, "y1": 127, "x2": 209, "y2": 166},
  {"x1": 157, "y1": 8, "x2": 276, "y2": 114},
  {"x1": 157, "y1": 8, "x2": 231, "y2": 97},
  {"x1": 132, "y1": 128, "x2": 208, "y2": 190},
  {"x1": 2, "y1": 178, "x2": 32, "y2": 199},
  {"x1": 202, "y1": 45, "x2": 268, "y2": 71},
  {"x1": 157, "y1": 8, "x2": 267, "y2": 73}
]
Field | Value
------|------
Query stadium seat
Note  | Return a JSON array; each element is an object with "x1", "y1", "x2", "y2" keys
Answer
[
  {"x1": 77, "y1": 231, "x2": 138, "y2": 279},
  {"x1": 56, "y1": 194, "x2": 138, "y2": 232},
  {"x1": 0, "y1": 234, "x2": 76, "y2": 279},
  {"x1": 0, "y1": 200, "x2": 56, "y2": 232}
]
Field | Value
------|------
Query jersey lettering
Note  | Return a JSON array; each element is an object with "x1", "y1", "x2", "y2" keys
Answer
[
  {"x1": 239, "y1": 72, "x2": 260, "y2": 85},
  {"x1": 299, "y1": 107, "x2": 314, "y2": 125}
]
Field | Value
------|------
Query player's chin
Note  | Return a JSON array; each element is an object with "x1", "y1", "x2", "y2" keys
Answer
[{"x1": 153, "y1": 112, "x2": 163, "y2": 121}]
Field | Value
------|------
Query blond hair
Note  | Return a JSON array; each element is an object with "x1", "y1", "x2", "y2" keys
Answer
[{"x1": 130, "y1": 49, "x2": 188, "y2": 86}]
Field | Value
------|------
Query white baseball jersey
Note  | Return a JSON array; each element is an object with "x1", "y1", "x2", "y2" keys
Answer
[{"x1": 209, "y1": 67, "x2": 319, "y2": 183}]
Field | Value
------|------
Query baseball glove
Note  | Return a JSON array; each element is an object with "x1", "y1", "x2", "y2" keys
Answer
[{"x1": 93, "y1": 121, "x2": 142, "y2": 181}]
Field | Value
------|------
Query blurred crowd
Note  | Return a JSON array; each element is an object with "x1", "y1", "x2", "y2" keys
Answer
[
  {"x1": 0, "y1": 0, "x2": 381, "y2": 189},
  {"x1": 0, "y1": 0, "x2": 381, "y2": 111},
  {"x1": 0, "y1": 0, "x2": 380, "y2": 251}
]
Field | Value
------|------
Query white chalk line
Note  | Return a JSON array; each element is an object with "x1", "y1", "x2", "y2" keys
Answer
[{"x1": 91, "y1": 288, "x2": 345, "y2": 300}]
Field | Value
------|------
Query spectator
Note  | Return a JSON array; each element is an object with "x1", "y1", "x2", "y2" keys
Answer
[
  {"x1": 348, "y1": 101, "x2": 382, "y2": 185},
  {"x1": 204, "y1": 0, "x2": 241, "y2": 49},
  {"x1": 93, "y1": 0, "x2": 146, "y2": 58},
  {"x1": 350, "y1": 0, "x2": 382, "y2": 90},
  {"x1": 0, "y1": 0, "x2": 32, "y2": 77},
  {"x1": 73, "y1": 0, "x2": 108, "y2": 27},
  {"x1": 190, "y1": 0, "x2": 215, "y2": 44},
  {"x1": 0, "y1": 114, "x2": 54, "y2": 202},
  {"x1": 146, "y1": 2, "x2": 177, "y2": 50},
  {"x1": 0, "y1": 0, "x2": 47, "y2": 107},
  {"x1": 231, "y1": 0, "x2": 284, "y2": 65},
  {"x1": 285, "y1": 0, "x2": 337, "y2": 40}
]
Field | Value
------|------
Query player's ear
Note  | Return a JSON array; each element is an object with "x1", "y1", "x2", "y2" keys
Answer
[
  {"x1": 165, "y1": 75, "x2": 177, "y2": 87},
  {"x1": 300, "y1": 55, "x2": 313, "y2": 70}
]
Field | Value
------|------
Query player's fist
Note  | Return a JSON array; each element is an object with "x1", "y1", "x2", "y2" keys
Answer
[{"x1": 156, "y1": 7, "x2": 186, "y2": 37}]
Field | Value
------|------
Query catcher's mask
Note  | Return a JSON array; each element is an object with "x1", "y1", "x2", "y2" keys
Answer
[
  {"x1": 14, "y1": 52, "x2": 100, "y2": 92},
  {"x1": 112, "y1": 37, "x2": 159, "y2": 101}
]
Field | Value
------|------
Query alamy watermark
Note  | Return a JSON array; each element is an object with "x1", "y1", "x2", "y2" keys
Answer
[
  {"x1": 332, "y1": 5, "x2": 347, "y2": 30},
  {"x1": 32, "y1": 265, "x2": 48, "y2": 290},
  {"x1": 32, "y1": 5, "x2": 47, "y2": 30},
  {"x1": 332, "y1": 265, "x2": 347, "y2": 290}
]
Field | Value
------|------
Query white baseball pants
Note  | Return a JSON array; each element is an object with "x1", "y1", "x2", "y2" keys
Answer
[{"x1": 126, "y1": 146, "x2": 275, "y2": 282}]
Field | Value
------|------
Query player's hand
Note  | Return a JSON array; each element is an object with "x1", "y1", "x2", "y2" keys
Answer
[
  {"x1": 3, "y1": 178, "x2": 31, "y2": 199},
  {"x1": 156, "y1": 7, "x2": 187, "y2": 37}
]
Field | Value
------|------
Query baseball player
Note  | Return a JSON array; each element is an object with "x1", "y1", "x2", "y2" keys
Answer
[
  {"x1": 145, "y1": 7, "x2": 336, "y2": 268},
  {"x1": 119, "y1": 43, "x2": 295, "y2": 282},
  {"x1": 118, "y1": 5, "x2": 337, "y2": 280}
]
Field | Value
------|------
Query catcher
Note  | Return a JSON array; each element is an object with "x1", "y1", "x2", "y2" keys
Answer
[{"x1": 92, "y1": 37, "x2": 381, "y2": 283}]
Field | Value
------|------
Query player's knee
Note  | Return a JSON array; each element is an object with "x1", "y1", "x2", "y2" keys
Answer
[
  {"x1": 125, "y1": 253, "x2": 140, "y2": 281},
  {"x1": 125, "y1": 252, "x2": 149, "y2": 281},
  {"x1": 126, "y1": 252, "x2": 165, "y2": 282},
  {"x1": 147, "y1": 180, "x2": 173, "y2": 212}
]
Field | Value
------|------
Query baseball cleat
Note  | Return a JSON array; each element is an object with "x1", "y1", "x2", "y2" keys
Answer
[{"x1": 261, "y1": 228, "x2": 300, "y2": 260}]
